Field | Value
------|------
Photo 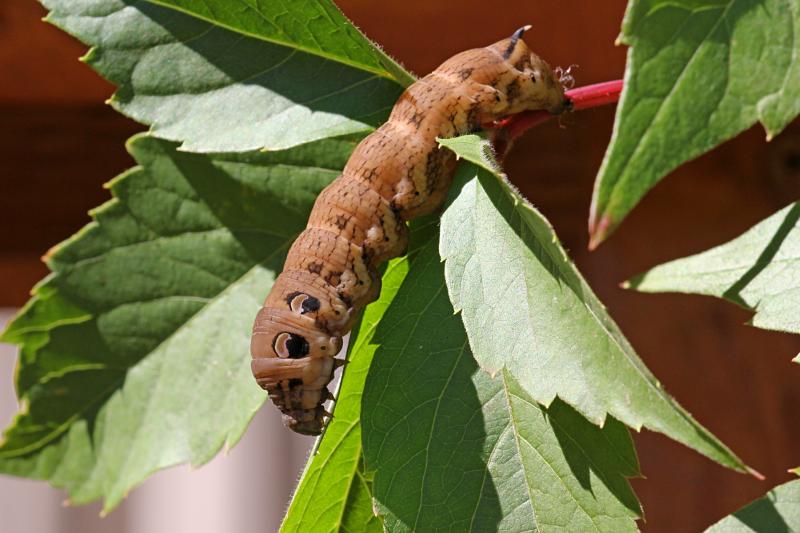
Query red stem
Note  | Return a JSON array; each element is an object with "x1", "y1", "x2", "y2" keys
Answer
[
  {"x1": 490, "y1": 79, "x2": 623, "y2": 159},
  {"x1": 567, "y1": 79, "x2": 624, "y2": 111}
]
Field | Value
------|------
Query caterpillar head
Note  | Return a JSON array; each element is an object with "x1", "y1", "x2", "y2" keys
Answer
[
  {"x1": 490, "y1": 25, "x2": 568, "y2": 115},
  {"x1": 251, "y1": 304, "x2": 343, "y2": 435}
]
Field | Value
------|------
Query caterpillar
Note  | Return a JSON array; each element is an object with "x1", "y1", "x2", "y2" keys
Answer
[{"x1": 251, "y1": 27, "x2": 567, "y2": 435}]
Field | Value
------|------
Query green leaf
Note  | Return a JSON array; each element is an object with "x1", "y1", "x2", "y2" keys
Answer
[
  {"x1": 705, "y1": 479, "x2": 800, "y2": 532},
  {"x1": 438, "y1": 134, "x2": 749, "y2": 473},
  {"x1": 147, "y1": 0, "x2": 416, "y2": 87},
  {"x1": 0, "y1": 134, "x2": 356, "y2": 511},
  {"x1": 43, "y1": 0, "x2": 406, "y2": 152},
  {"x1": 282, "y1": 219, "x2": 437, "y2": 532},
  {"x1": 362, "y1": 240, "x2": 642, "y2": 532},
  {"x1": 281, "y1": 260, "x2": 408, "y2": 533},
  {"x1": 590, "y1": 0, "x2": 800, "y2": 246},
  {"x1": 628, "y1": 201, "x2": 800, "y2": 336}
]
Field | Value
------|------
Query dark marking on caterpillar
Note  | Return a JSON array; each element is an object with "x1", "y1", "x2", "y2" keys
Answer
[
  {"x1": 288, "y1": 292, "x2": 318, "y2": 317},
  {"x1": 337, "y1": 291, "x2": 352, "y2": 307},
  {"x1": 362, "y1": 167, "x2": 378, "y2": 182},
  {"x1": 505, "y1": 78, "x2": 521, "y2": 102},
  {"x1": 250, "y1": 26, "x2": 567, "y2": 436},
  {"x1": 408, "y1": 110, "x2": 425, "y2": 128},
  {"x1": 466, "y1": 102, "x2": 482, "y2": 128},
  {"x1": 324, "y1": 271, "x2": 342, "y2": 287},
  {"x1": 514, "y1": 54, "x2": 529, "y2": 71},
  {"x1": 273, "y1": 332, "x2": 309, "y2": 359},
  {"x1": 285, "y1": 291, "x2": 304, "y2": 308},
  {"x1": 334, "y1": 215, "x2": 348, "y2": 230},
  {"x1": 286, "y1": 335, "x2": 309, "y2": 358},
  {"x1": 286, "y1": 292, "x2": 320, "y2": 314}
]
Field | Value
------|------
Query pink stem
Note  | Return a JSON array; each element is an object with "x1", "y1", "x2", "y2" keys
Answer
[
  {"x1": 567, "y1": 79, "x2": 624, "y2": 111},
  {"x1": 489, "y1": 79, "x2": 623, "y2": 159}
]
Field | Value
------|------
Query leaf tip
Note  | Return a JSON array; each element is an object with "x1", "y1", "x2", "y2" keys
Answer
[
  {"x1": 41, "y1": 244, "x2": 60, "y2": 264},
  {"x1": 588, "y1": 213, "x2": 613, "y2": 250},
  {"x1": 747, "y1": 466, "x2": 765, "y2": 481},
  {"x1": 621, "y1": 273, "x2": 644, "y2": 291}
]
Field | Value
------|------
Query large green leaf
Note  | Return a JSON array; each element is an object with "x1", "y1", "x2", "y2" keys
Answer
[
  {"x1": 590, "y1": 0, "x2": 800, "y2": 246},
  {"x1": 0, "y1": 134, "x2": 355, "y2": 511},
  {"x1": 438, "y1": 135, "x2": 749, "y2": 473},
  {"x1": 628, "y1": 201, "x2": 800, "y2": 336},
  {"x1": 362, "y1": 240, "x2": 642, "y2": 532},
  {"x1": 42, "y1": 0, "x2": 406, "y2": 152},
  {"x1": 705, "y1": 479, "x2": 800, "y2": 532},
  {"x1": 147, "y1": 0, "x2": 416, "y2": 87}
]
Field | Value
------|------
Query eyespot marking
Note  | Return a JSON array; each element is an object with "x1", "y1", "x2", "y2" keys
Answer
[
  {"x1": 273, "y1": 332, "x2": 310, "y2": 359},
  {"x1": 286, "y1": 291, "x2": 304, "y2": 313},
  {"x1": 286, "y1": 292, "x2": 321, "y2": 315},
  {"x1": 302, "y1": 296, "x2": 320, "y2": 314}
]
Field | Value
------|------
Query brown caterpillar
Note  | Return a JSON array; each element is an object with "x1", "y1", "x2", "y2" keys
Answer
[{"x1": 251, "y1": 27, "x2": 567, "y2": 435}]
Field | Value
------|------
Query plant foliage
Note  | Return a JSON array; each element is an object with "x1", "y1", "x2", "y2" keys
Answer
[
  {"x1": 591, "y1": 0, "x2": 800, "y2": 246},
  {"x1": 629, "y1": 201, "x2": 800, "y2": 337},
  {"x1": 3, "y1": 0, "x2": 798, "y2": 529}
]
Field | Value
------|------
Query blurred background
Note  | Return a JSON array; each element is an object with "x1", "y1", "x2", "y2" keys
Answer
[{"x1": 1, "y1": 1, "x2": 799, "y2": 531}]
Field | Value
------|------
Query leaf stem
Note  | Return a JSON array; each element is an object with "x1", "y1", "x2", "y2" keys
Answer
[{"x1": 567, "y1": 79, "x2": 624, "y2": 111}]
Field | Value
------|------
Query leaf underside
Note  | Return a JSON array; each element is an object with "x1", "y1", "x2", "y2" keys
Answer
[
  {"x1": 705, "y1": 479, "x2": 800, "y2": 532},
  {"x1": 438, "y1": 135, "x2": 749, "y2": 473},
  {"x1": 629, "y1": 201, "x2": 800, "y2": 336},
  {"x1": 4, "y1": 0, "x2": 415, "y2": 511},
  {"x1": 591, "y1": 0, "x2": 800, "y2": 245},
  {"x1": 0, "y1": 134, "x2": 355, "y2": 511}
]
